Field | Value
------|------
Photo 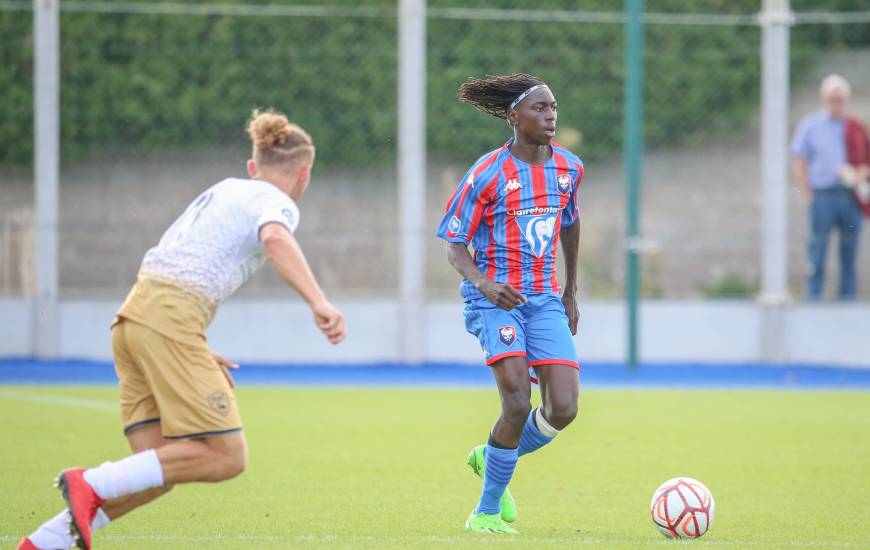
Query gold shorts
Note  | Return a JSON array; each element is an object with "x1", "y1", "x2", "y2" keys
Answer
[{"x1": 112, "y1": 279, "x2": 241, "y2": 438}]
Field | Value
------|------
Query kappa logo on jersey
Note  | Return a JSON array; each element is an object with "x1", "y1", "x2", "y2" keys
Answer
[
  {"x1": 505, "y1": 178, "x2": 522, "y2": 193},
  {"x1": 498, "y1": 325, "x2": 517, "y2": 346},
  {"x1": 558, "y1": 174, "x2": 571, "y2": 194},
  {"x1": 516, "y1": 214, "x2": 557, "y2": 258},
  {"x1": 448, "y1": 215, "x2": 462, "y2": 234},
  {"x1": 467, "y1": 173, "x2": 475, "y2": 188}
]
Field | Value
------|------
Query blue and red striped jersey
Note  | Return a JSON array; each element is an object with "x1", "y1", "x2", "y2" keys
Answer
[{"x1": 435, "y1": 139, "x2": 584, "y2": 300}]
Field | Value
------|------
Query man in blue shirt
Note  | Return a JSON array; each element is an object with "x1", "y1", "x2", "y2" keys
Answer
[{"x1": 792, "y1": 74, "x2": 862, "y2": 300}]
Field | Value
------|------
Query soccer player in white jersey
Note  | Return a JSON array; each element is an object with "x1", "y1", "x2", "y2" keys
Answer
[{"x1": 18, "y1": 109, "x2": 346, "y2": 550}]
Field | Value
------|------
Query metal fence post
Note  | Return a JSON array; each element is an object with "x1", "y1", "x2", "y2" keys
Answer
[
  {"x1": 759, "y1": 0, "x2": 793, "y2": 362},
  {"x1": 33, "y1": 0, "x2": 60, "y2": 358},
  {"x1": 624, "y1": 0, "x2": 644, "y2": 369},
  {"x1": 398, "y1": 0, "x2": 426, "y2": 364}
]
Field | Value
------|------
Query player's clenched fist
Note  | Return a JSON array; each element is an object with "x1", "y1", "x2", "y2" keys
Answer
[
  {"x1": 480, "y1": 280, "x2": 527, "y2": 311},
  {"x1": 312, "y1": 300, "x2": 346, "y2": 344}
]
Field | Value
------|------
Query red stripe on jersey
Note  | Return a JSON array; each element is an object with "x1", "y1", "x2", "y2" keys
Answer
[
  {"x1": 530, "y1": 161, "x2": 548, "y2": 293},
  {"x1": 550, "y1": 151, "x2": 573, "y2": 291},
  {"x1": 549, "y1": 212, "x2": 563, "y2": 292},
  {"x1": 503, "y1": 155, "x2": 523, "y2": 290},
  {"x1": 574, "y1": 160, "x2": 585, "y2": 187},
  {"x1": 445, "y1": 149, "x2": 503, "y2": 239},
  {"x1": 445, "y1": 182, "x2": 473, "y2": 239},
  {"x1": 472, "y1": 171, "x2": 500, "y2": 277},
  {"x1": 466, "y1": 171, "x2": 500, "y2": 242}
]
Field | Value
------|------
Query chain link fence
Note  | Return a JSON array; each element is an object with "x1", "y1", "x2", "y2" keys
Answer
[{"x1": 1, "y1": 1, "x2": 869, "y2": 300}]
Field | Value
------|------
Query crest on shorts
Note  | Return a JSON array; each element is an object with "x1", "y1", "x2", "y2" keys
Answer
[
  {"x1": 498, "y1": 325, "x2": 517, "y2": 346},
  {"x1": 208, "y1": 391, "x2": 230, "y2": 417},
  {"x1": 557, "y1": 174, "x2": 571, "y2": 194}
]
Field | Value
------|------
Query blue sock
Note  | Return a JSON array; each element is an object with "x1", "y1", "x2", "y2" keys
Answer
[
  {"x1": 518, "y1": 408, "x2": 556, "y2": 457},
  {"x1": 474, "y1": 443, "x2": 518, "y2": 515}
]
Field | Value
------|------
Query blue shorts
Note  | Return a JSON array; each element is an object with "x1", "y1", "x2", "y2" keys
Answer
[{"x1": 463, "y1": 293, "x2": 579, "y2": 374}]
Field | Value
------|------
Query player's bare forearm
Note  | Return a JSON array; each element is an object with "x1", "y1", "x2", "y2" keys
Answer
[
  {"x1": 446, "y1": 242, "x2": 525, "y2": 310},
  {"x1": 446, "y1": 242, "x2": 487, "y2": 289},
  {"x1": 560, "y1": 221, "x2": 580, "y2": 293},
  {"x1": 261, "y1": 223, "x2": 346, "y2": 344},
  {"x1": 260, "y1": 223, "x2": 327, "y2": 306},
  {"x1": 560, "y1": 221, "x2": 580, "y2": 335}
]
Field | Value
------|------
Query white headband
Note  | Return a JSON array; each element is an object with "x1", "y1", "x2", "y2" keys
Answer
[{"x1": 510, "y1": 84, "x2": 549, "y2": 110}]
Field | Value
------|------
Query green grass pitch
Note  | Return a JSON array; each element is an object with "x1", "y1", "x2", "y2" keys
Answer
[{"x1": 2, "y1": 386, "x2": 869, "y2": 549}]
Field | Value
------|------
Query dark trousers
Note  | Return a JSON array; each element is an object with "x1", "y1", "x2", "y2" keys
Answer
[{"x1": 807, "y1": 187, "x2": 862, "y2": 301}]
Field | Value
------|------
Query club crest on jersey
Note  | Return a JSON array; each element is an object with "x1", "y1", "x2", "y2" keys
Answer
[
  {"x1": 557, "y1": 174, "x2": 571, "y2": 194},
  {"x1": 505, "y1": 178, "x2": 523, "y2": 193},
  {"x1": 515, "y1": 214, "x2": 557, "y2": 258},
  {"x1": 498, "y1": 325, "x2": 517, "y2": 346},
  {"x1": 448, "y1": 215, "x2": 462, "y2": 234}
]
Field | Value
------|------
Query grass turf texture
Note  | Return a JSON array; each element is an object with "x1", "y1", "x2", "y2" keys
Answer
[{"x1": 1, "y1": 386, "x2": 869, "y2": 549}]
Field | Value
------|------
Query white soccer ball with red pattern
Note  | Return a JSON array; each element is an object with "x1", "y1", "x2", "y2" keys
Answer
[{"x1": 650, "y1": 477, "x2": 715, "y2": 539}]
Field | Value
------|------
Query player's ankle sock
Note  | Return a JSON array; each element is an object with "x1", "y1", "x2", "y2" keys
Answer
[
  {"x1": 83, "y1": 449, "x2": 164, "y2": 500},
  {"x1": 518, "y1": 407, "x2": 559, "y2": 457},
  {"x1": 474, "y1": 441, "x2": 518, "y2": 515},
  {"x1": 28, "y1": 507, "x2": 110, "y2": 549}
]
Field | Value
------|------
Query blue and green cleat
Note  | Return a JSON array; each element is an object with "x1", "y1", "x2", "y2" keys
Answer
[
  {"x1": 465, "y1": 510, "x2": 519, "y2": 534},
  {"x1": 467, "y1": 445, "x2": 518, "y2": 523}
]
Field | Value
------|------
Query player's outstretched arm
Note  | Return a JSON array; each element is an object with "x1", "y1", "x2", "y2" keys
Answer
[
  {"x1": 446, "y1": 242, "x2": 526, "y2": 311},
  {"x1": 560, "y1": 221, "x2": 580, "y2": 335},
  {"x1": 260, "y1": 222, "x2": 346, "y2": 344}
]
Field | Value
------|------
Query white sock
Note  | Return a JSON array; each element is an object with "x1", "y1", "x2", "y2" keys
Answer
[
  {"x1": 83, "y1": 449, "x2": 164, "y2": 500},
  {"x1": 92, "y1": 507, "x2": 111, "y2": 530},
  {"x1": 536, "y1": 407, "x2": 561, "y2": 437},
  {"x1": 28, "y1": 508, "x2": 111, "y2": 549}
]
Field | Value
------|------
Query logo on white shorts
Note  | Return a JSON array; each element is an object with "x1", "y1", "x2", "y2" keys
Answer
[{"x1": 499, "y1": 325, "x2": 517, "y2": 346}]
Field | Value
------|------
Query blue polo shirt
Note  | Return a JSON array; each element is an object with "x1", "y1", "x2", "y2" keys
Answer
[{"x1": 790, "y1": 110, "x2": 847, "y2": 190}]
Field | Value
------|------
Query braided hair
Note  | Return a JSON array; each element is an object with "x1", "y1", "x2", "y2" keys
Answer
[{"x1": 458, "y1": 73, "x2": 546, "y2": 119}]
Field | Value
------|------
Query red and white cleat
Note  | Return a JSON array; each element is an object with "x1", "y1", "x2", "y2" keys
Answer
[
  {"x1": 54, "y1": 468, "x2": 105, "y2": 550},
  {"x1": 15, "y1": 538, "x2": 38, "y2": 550}
]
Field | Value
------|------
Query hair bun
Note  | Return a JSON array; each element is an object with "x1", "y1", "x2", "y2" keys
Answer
[{"x1": 247, "y1": 109, "x2": 292, "y2": 150}]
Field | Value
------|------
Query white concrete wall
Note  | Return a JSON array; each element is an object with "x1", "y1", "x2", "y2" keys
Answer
[{"x1": 0, "y1": 298, "x2": 868, "y2": 366}]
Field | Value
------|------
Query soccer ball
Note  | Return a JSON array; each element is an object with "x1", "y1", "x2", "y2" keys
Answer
[{"x1": 650, "y1": 477, "x2": 715, "y2": 539}]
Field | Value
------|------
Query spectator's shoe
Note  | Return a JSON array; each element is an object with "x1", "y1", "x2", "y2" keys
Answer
[
  {"x1": 467, "y1": 445, "x2": 517, "y2": 523},
  {"x1": 55, "y1": 468, "x2": 105, "y2": 550}
]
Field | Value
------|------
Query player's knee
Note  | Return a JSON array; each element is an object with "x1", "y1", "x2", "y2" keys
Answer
[
  {"x1": 225, "y1": 448, "x2": 248, "y2": 479},
  {"x1": 210, "y1": 444, "x2": 247, "y2": 481},
  {"x1": 502, "y1": 393, "x2": 532, "y2": 425},
  {"x1": 545, "y1": 398, "x2": 578, "y2": 430}
]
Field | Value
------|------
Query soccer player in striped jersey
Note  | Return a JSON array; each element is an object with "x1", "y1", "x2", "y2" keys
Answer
[
  {"x1": 18, "y1": 110, "x2": 346, "y2": 550},
  {"x1": 435, "y1": 74, "x2": 584, "y2": 534}
]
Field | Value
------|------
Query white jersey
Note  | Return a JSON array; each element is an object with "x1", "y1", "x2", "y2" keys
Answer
[{"x1": 139, "y1": 177, "x2": 299, "y2": 304}]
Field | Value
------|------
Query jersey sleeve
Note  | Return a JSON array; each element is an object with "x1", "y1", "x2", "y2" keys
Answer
[
  {"x1": 561, "y1": 161, "x2": 584, "y2": 228},
  {"x1": 435, "y1": 163, "x2": 497, "y2": 244},
  {"x1": 252, "y1": 190, "x2": 300, "y2": 236}
]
